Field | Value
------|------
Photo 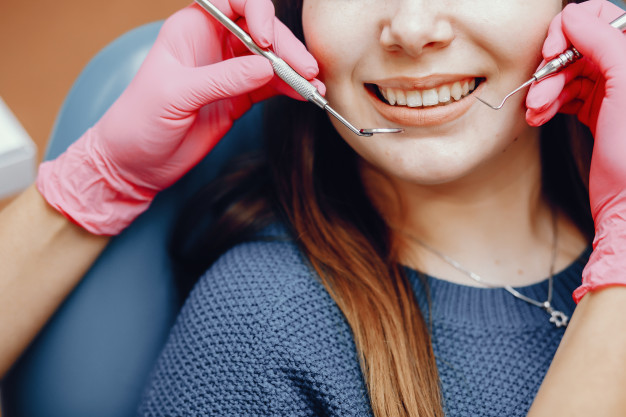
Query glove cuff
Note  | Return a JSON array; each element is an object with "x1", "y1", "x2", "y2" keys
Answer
[
  {"x1": 576, "y1": 215, "x2": 626, "y2": 303},
  {"x1": 36, "y1": 129, "x2": 157, "y2": 235}
]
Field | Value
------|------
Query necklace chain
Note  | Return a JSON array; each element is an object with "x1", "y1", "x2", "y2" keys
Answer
[{"x1": 402, "y1": 212, "x2": 569, "y2": 328}]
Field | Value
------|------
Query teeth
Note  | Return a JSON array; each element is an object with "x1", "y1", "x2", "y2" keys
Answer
[
  {"x1": 387, "y1": 88, "x2": 397, "y2": 105},
  {"x1": 380, "y1": 88, "x2": 389, "y2": 102},
  {"x1": 377, "y1": 78, "x2": 479, "y2": 108},
  {"x1": 395, "y1": 89, "x2": 407, "y2": 106},
  {"x1": 406, "y1": 90, "x2": 422, "y2": 107},
  {"x1": 451, "y1": 82, "x2": 462, "y2": 101},
  {"x1": 438, "y1": 85, "x2": 451, "y2": 103},
  {"x1": 422, "y1": 89, "x2": 439, "y2": 106}
]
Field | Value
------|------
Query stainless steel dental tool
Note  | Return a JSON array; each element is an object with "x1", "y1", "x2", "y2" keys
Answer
[
  {"x1": 194, "y1": 0, "x2": 403, "y2": 136},
  {"x1": 476, "y1": 12, "x2": 626, "y2": 110}
]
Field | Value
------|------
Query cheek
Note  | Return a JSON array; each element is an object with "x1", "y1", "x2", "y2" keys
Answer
[
  {"x1": 473, "y1": 1, "x2": 563, "y2": 70},
  {"x1": 302, "y1": 1, "x2": 371, "y2": 84}
]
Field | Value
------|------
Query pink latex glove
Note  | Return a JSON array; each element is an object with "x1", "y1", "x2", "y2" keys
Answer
[
  {"x1": 526, "y1": 0, "x2": 626, "y2": 302},
  {"x1": 37, "y1": 0, "x2": 324, "y2": 235}
]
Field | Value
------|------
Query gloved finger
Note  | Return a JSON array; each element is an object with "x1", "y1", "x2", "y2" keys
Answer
[
  {"x1": 227, "y1": 0, "x2": 319, "y2": 79},
  {"x1": 179, "y1": 55, "x2": 274, "y2": 110},
  {"x1": 527, "y1": 77, "x2": 595, "y2": 125},
  {"x1": 561, "y1": 3, "x2": 626, "y2": 82},
  {"x1": 526, "y1": 55, "x2": 600, "y2": 112},
  {"x1": 233, "y1": 0, "x2": 276, "y2": 48},
  {"x1": 228, "y1": 18, "x2": 319, "y2": 80},
  {"x1": 526, "y1": 61, "x2": 566, "y2": 112},
  {"x1": 527, "y1": 76, "x2": 595, "y2": 126},
  {"x1": 272, "y1": 19, "x2": 319, "y2": 79},
  {"x1": 559, "y1": 100, "x2": 584, "y2": 115},
  {"x1": 208, "y1": 0, "x2": 276, "y2": 48}
]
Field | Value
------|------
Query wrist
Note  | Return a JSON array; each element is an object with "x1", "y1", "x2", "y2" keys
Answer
[
  {"x1": 36, "y1": 129, "x2": 156, "y2": 235},
  {"x1": 575, "y1": 215, "x2": 626, "y2": 303}
]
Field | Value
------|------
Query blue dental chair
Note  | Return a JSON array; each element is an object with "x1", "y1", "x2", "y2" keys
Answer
[{"x1": 1, "y1": 21, "x2": 264, "y2": 417}]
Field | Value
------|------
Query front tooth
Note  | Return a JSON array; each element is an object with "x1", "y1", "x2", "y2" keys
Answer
[
  {"x1": 438, "y1": 85, "x2": 451, "y2": 103},
  {"x1": 462, "y1": 80, "x2": 469, "y2": 96},
  {"x1": 451, "y1": 82, "x2": 462, "y2": 101},
  {"x1": 395, "y1": 89, "x2": 407, "y2": 106},
  {"x1": 469, "y1": 79, "x2": 476, "y2": 91},
  {"x1": 406, "y1": 90, "x2": 422, "y2": 107},
  {"x1": 422, "y1": 89, "x2": 439, "y2": 106},
  {"x1": 386, "y1": 88, "x2": 397, "y2": 105}
]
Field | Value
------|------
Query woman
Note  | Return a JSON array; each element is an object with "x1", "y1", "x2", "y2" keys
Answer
[
  {"x1": 135, "y1": 0, "x2": 625, "y2": 415},
  {"x1": 2, "y1": 0, "x2": 626, "y2": 414}
]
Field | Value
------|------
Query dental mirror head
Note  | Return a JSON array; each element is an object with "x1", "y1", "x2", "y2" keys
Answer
[
  {"x1": 359, "y1": 128, "x2": 404, "y2": 136},
  {"x1": 323, "y1": 105, "x2": 403, "y2": 137}
]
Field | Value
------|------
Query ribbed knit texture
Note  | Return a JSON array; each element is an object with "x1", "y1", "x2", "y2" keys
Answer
[{"x1": 139, "y1": 228, "x2": 589, "y2": 416}]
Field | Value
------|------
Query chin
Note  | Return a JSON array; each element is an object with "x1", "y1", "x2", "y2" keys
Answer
[{"x1": 363, "y1": 152, "x2": 478, "y2": 187}]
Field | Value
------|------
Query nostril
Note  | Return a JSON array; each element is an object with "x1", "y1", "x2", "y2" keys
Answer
[{"x1": 381, "y1": 13, "x2": 455, "y2": 58}]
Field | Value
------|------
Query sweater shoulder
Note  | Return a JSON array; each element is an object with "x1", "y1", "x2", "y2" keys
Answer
[
  {"x1": 193, "y1": 235, "x2": 324, "y2": 309},
  {"x1": 140, "y1": 236, "x2": 371, "y2": 416}
]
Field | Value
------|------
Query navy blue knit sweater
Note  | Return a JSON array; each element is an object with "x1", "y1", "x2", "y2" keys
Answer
[{"x1": 138, "y1": 229, "x2": 589, "y2": 416}]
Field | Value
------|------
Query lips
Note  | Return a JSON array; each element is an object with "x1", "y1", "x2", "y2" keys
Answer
[{"x1": 365, "y1": 76, "x2": 485, "y2": 127}]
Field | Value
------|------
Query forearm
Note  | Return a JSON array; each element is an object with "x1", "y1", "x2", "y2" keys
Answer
[
  {"x1": 529, "y1": 286, "x2": 626, "y2": 416},
  {"x1": 0, "y1": 185, "x2": 109, "y2": 377}
]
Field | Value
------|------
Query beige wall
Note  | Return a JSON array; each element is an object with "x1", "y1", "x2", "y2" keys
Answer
[{"x1": 0, "y1": 0, "x2": 188, "y2": 209}]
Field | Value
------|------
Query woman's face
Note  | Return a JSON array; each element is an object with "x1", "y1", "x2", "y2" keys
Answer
[{"x1": 302, "y1": 0, "x2": 562, "y2": 186}]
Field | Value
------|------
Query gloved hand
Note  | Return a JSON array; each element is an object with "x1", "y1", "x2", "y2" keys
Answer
[
  {"x1": 37, "y1": 0, "x2": 323, "y2": 235},
  {"x1": 526, "y1": 0, "x2": 626, "y2": 302}
]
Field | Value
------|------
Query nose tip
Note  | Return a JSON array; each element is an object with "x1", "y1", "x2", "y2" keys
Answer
[{"x1": 380, "y1": 5, "x2": 454, "y2": 57}]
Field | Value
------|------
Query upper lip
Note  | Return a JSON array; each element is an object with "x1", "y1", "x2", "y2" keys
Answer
[{"x1": 367, "y1": 74, "x2": 481, "y2": 90}]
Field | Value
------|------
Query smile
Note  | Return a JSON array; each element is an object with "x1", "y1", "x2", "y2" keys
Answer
[
  {"x1": 364, "y1": 76, "x2": 486, "y2": 127},
  {"x1": 368, "y1": 77, "x2": 483, "y2": 108}
]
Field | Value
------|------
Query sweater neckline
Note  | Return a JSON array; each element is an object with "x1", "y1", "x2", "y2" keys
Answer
[{"x1": 405, "y1": 246, "x2": 591, "y2": 328}]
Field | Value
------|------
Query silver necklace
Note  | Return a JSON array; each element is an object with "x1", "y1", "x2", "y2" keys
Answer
[{"x1": 402, "y1": 214, "x2": 569, "y2": 328}]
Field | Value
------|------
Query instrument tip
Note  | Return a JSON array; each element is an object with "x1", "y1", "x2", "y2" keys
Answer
[
  {"x1": 475, "y1": 78, "x2": 535, "y2": 111},
  {"x1": 474, "y1": 96, "x2": 504, "y2": 110}
]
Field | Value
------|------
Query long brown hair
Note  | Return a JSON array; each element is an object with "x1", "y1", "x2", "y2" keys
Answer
[{"x1": 171, "y1": 0, "x2": 593, "y2": 415}]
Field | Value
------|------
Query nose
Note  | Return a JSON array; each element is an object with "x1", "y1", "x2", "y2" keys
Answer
[{"x1": 379, "y1": 0, "x2": 455, "y2": 57}]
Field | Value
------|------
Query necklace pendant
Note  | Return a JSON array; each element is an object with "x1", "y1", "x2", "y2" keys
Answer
[
  {"x1": 543, "y1": 303, "x2": 569, "y2": 328},
  {"x1": 549, "y1": 309, "x2": 569, "y2": 328}
]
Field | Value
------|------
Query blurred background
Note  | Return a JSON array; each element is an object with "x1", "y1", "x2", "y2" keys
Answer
[{"x1": 0, "y1": 0, "x2": 188, "y2": 210}]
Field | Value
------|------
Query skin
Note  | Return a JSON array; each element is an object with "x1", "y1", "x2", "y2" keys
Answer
[
  {"x1": 302, "y1": 0, "x2": 587, "y2": 286},
  {"x1": 0, "y1": 185, "x2": 109, "y2": 377}
]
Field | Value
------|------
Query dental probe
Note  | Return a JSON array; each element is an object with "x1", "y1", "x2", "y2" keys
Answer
[
  {"x1": 476, "y1": 12, "x2": 626, "y2": 110},
  {"x1": 194, "y1": 0, "x2": 403, "y2": 137}
]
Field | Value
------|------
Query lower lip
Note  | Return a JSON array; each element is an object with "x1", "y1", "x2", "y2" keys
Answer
[{"x1": 366, "y1": 82, "x2": 485, "y2": 128}]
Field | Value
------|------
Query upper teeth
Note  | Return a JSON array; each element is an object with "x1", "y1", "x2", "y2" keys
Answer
[{"x1": 379, "y1": 78, "x2": 477, "y2": 107}]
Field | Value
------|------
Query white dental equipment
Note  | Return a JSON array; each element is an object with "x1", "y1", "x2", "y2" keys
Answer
[
  {"x1": 194, "y1": 0, "x2": 403, "y2": 137},
  {"x1": 477, "y1": 12, "x2": 626, "y2": 110}
]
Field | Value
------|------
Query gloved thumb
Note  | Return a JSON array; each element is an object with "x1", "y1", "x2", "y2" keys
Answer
[{"x1": 178, "y1": 55, "x2": 274, "y2": 111}]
